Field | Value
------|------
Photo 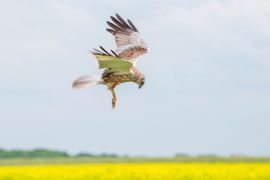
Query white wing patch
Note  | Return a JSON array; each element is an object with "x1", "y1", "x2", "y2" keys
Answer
[
  {"x1": 114, "y1": 31, "x2": 141, "y2": 48},
  {"x1": 106, "y1": 14, "x2": 148, "y2": 64}
]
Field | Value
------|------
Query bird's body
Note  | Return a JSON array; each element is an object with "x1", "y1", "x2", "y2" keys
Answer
[
  {"x1": 101, "y1": 66, "x2": 144, "y2": 89},
  {"x1": 100, "y1": 71, "x2": 134, "y2": 108},
  {"x1": 72, "y1": 14, "x2": 149, "y2": 108},
  {"x1": 101, "y1": 71, "x2": 133, "y2": 89}
]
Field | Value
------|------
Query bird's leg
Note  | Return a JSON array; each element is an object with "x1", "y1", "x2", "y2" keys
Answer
[{"x1": 110, "y1": 88, "x2": 117, "y2": 108}]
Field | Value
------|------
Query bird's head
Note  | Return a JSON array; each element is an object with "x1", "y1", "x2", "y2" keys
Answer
[
  {"x1": 138, "y1": 77, "x2": 145, "y2": 89},
  {"x1": 130, "y1": 66, "x2": 145, "y2": 89}
]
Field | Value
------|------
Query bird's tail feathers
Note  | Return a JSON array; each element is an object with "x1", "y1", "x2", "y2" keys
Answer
[{"x1": 72, "y1": 75, "x2": 101, "y2": 90}]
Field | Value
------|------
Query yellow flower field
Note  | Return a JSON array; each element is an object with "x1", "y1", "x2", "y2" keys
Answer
[{"x1": 0, "y1": 163, "x2": 270, "y2": 180}]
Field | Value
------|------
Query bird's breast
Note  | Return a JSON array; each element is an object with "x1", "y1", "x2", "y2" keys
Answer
[{"x1": 102, "y1": 72, "x2": 133, "y2": 89}]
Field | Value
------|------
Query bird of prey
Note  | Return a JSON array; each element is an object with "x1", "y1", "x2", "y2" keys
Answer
[{"x1": 72, "y1": 13, "x2": 149, "y2": 108}]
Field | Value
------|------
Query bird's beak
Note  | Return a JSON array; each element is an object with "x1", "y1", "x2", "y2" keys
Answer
[{"x1": 138, "y1": 82, "x2": 144, "y2": 89}]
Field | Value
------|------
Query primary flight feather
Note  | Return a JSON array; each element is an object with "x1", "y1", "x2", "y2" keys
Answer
[{"x1": 72, "y1": 14, "x2": 149, "y2": 108}]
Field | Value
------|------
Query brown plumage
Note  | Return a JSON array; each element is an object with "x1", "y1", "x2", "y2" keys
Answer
[{"x1": 72, "y1": 14, "x2": 148, "y2": 108}]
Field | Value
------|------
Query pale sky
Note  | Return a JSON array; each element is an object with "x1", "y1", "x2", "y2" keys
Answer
[{"x1": 0, "y1": 0, "x2": 270, "y2": 156}]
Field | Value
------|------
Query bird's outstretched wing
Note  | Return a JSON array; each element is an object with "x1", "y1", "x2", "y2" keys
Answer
[
  {"x1": 91, "y1": 46, "x2": 132, "y2": 73},
  {"x1": 106, "y1": 13, "x2": 148, "y2": 63}
]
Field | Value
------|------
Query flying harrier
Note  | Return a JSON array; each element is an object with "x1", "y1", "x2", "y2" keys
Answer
[{"x1": 72, "y1": 14, "x2": 149, "y2": 108}]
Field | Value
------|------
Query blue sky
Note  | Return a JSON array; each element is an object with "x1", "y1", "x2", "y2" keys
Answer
[{"x1": 0, "y1": 0, "x2": 270, "y2": 156}]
